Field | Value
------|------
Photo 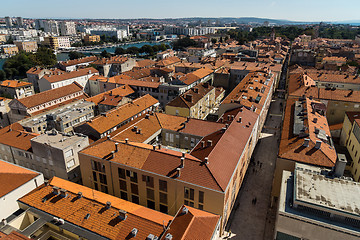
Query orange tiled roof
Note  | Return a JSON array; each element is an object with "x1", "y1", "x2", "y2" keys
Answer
[
  {"x1": 60, "y1": 56, "x2": 98, "y2": 67},
  {"x1": 18, "y1": 177, "x2": 173, "y2": 240},
  {"x1": 16, "y1": 82, "x2": 83, "y2": 109},
  {"x1": 84, "y1": 94, "x2": 158, "y2": 134},
  {"x1": 86, "y1": 85, "x2": 134, "y2": 105},
  {"x1": 167, "y1": 82, "x2": 214, "y2": 108},
  {"x1": 0, "y1": 80, "x2": 32, "y2": 88},
  {"x1": 155, "y1": 56, "x2": 181, "y2": 67},
  {"x1": 0, "y1": 159, "x2": 40, "y2": 198},
  {"x1": 162, "y1": 205, "x2": 220, "y2": 240},
  {"x1": 42, "y1": 67, "x2": 98, "y2": 83},
  {"x1": 0, "y1": 123, "x2": 39, "y2": 151},
  {"x1": 278, "y1": 98, "x2": 337, "y2": 167},
  {"x1": 135, "y1": 59, "x2": 156, "y2": 68},
  {"x1": 0, "y1": 231, "x2": 30, "y2": 240}
]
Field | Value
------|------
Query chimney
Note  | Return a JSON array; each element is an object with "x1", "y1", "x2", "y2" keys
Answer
[
  {"x1": 77, "y1": 192, "x2": 83, "y2": 199},
  {"x1": 182, "y1": 152, "x2": 185, "y2": 158},
  {"x1": 131, "y1": 228, "x2": 138, "y2": 237},
  {"x1": 303, "y1": 138, "x2": 310, "y2": 147},
  {"x1": 165, "y1": 233, "x2": 173, "y2": 240},
  {"x1": 313, "y1": 118, "x2": 318, "y2": 123},
  {"x1": 153, "y1": 145, "x2": 156, "y2": 150},
  {"x1": 201, "y1": 141, "x2": 205, "y2": 148},
  {"x1": 203, "y1": 157, "x2": 209, "y2": 164},
  {"x1": 314, "y1": 128, "x2": 319, "y2": 134},
  {"x1": 105, "y1": 201, "x2": 111, "y2": 209},
  {"x1": 225, "y1": 123, "x2": 229, "y2": 129},
  {"x1": 237, "y1": 117, "x2": 242, "y2": 123},
  {"x1": 115, "y1": 142, "x2": 119, "y2": 152},
  {"x1": 125, "y1": 138, "x2": 129, "y2": 144},
  {"x1": 145, "y1": 114, "x2": 150, "y2": 119},
  {"x1": 315, "y1": 140, "x2": 322, "y2": 149},
  {"x1": 334, "y1": 154, "x2": 347, "y2": 177},
  {"x1": 176, "y1": 167, "x2": 181, "y2": 177},
  {"x1": 52, "y1": 186, "x2": 60, "y2": 195},
  {"x1": 118, "y1": 209, "x2": 127, "y2": 220},
  {"x1": 207, "y1": 140, "x2": 212, "y2": 147},
  {"x1": 193, "y1": 88, "x2": 198, "y2": 93},
  {"x1": 137, "y1": 128, "x2": 142, "y2": 134},
  {"x1": 158, "y1": 144, "x2": 161, "y2": 149},
  {"x1": 60, "y1": 189, "x2": 67, "y2": 198},
  {"x1": 181, "y1": 206, "x2": 189, "y2": 214},
  {"x1": 180, "y1": 157, "x2": 185, "y2": 168}
]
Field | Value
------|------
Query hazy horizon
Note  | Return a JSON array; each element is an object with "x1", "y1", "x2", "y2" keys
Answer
[{"x1": 1, "y1": 0, "x2": 360, "y2": 22}]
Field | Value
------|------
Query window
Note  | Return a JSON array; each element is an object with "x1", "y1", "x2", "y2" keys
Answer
[
  {"x1": 126, "y1": 170, "x2": 138, "y2": 183},
  {"x1": 66, "y1": 159, "x2": 75, "y2": 169},
  {"x1": 64, "y1": 149, "x2": 73, "y2": 158},
  {"x1": 159, "y1": 192, "x2": 167, "y2": 204},
  {"x1": 101, "y1": 185, "x2": 108, "y2": 193},
  {"x1": 92, "y1": 172, "x2": 97, "y2": 181},
  {"x1": 198, "y1": 204, "x2": 204, "y2": 210},
  {"x1": 147, "y1": 200, "x2": 155, "y2": 210},
  {"x1": 159, "y1": 180, "x2": 167, "y2": 192},
  {"x1": 91, "y1": 160, "x2": 105, "y2": 173},
  {"x1": 199, "y1": 191, "x2": 204, "y2": 203},
  {"x1": 147, "y1": 188, "x2": 155, "y2": 200},
  {"x1": 160, "y1": 204, "x2": 168, "y2": 214},
  {"x1": 131, "y1": 183, "x2": 138, "y2": 195},
  {"x1": 184, "y1": 187, "x2": 194, "y2": 200},
  {"x1": 169, "y1": 134, "x2": 174, "y2": 143},
  {"x1": 165, "y1": 132, "x2": 169, "y2": 141},
  {"x1": 120, "y1": 191, "x2": 128, "y2": 200},
  {"x1": 94, "y1": 182, "x2": 98, "y2": 190},
  {"x1": 119, "y1": 180, "x2": 127, "y2": 191},
  {"x1": 118, "y1": 167, "x2": 126, "y2": 179},
  {"x1": 142, "y1": 175, "x2": 154, "y2": 188},
  {"x1": 99, "y1": 173, "x2": 107, "y2": 185},
  {"x1": 184, "y1": 200, "x2": 194, "y2": 207},
  {"x1": 132, "y1": 195, "x2": 139, "y2": 204}
]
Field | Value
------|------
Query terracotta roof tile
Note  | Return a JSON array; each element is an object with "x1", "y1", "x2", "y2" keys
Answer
[
  {"x1": 86, "y1": 85, "x2": 134, "y2": 105},
  {"x1": 0, "y1": 160, "x2": 40, "y2": 198},
  {"x1": 42, "y1": 67, "x2": 98, "y2": 83},
  {"x1": 0, "y1": 80, "x2": 32, "y2": 88},
  {"x1": 0, "y1": 123, "x2": 39, "y2": 151},
  {"x1": 60, "y1": 56, "x2": 98, "y2": 67},
  {"x1": 16, "y1": 82, "x2": 83, "y2": 109},
  {"x1": 18, "y1": 177, "x2": 172, "y2": 240}
]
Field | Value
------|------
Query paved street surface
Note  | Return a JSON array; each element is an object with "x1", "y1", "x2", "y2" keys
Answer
[{"x1": 222, "y1": 96, "x2": 284, "y2": 240}]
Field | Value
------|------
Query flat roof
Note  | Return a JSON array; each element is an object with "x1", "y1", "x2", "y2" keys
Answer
[
  {"x1": 31, "y1": 130, "x2": 88, "y2": 149},
  {"x1": 294, "y1": 163, "x2": 360, "y2": 218}
]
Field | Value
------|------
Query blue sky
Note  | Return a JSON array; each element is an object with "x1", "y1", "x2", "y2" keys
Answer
[{"x1": 1, "y1": 0, "x2": 359, "y2": 22}]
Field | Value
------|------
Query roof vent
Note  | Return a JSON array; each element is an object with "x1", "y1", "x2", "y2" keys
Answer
[
  {"x1": 131, "y1": 228, "x2": 138, "y2": 237},
  {"x1": 176, "y1": 167, "x2": 181, "y2": 177},
  {"x1": 165, "y1": 233, "x2": 173, "y2": 240},
  {"x1": 77, "y1": 192, "x2": 83, "y2": 198},
  {"x1": 118, "y1": 209, "x2": 127, "y2": 220},
  {"x1": 58, "y1": 219, "x2": 65, "y2": 225},
  {"x1": 125, "y1": 138, "x2": 129, "y2": 144},
  {"x1": 60, "y1": 189, "x2": 68, "y2": 198},
  {"x1": 314, "y1": 128, "x2": 319, "y2": 134},
  {"x1": 106, "y1": 201, "x2": 111, "y2": 209},
  {"x1": 303, "y1": 138, "x2": 310, "y2": 147},
  {"x1": 84, "y1": 213, "x2": 90, "y2": 220},
  {"x1": 182, "y1": 206, "x2": 189, "y2": 214},
  {"x1": 115, "y1": 142, "x2": 119, "y2": 152},
  {"x1": 153, "y1": 145, "x2": 156, "y2": 150},
  {"x1": 313, "y1": 118, "x2": 318, "y2": 123},
  {"x1": 145, "y1": 114, "x2": 150, "y2": 119},
  {"x1": 237, "y1": 117, "x2": 242, "y2": 123},
  {"x1": 146, "y1": 234, "x2": 157, "y2": 240},
  {"x1": 315, "y1": 140, "x2": 322, "y2": 149},
  {"x1": 180, "y1": 157, "x2": 185, "y2": 168},
  {"x1": 203, "y1": 157, "x2": 209, "y2": 164},
  {"x1": 52, "y1": 186, "x2": 60, "y2": 195}
]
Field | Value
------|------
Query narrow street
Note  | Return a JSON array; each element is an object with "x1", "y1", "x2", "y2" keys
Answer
[{"x1": 223, "y1": 95, "x2": 284, "y2": 240}]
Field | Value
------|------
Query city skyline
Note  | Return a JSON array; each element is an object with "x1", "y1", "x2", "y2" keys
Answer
[{"x1": 1, "y1": 0, "x2": 360, "y2": 22}]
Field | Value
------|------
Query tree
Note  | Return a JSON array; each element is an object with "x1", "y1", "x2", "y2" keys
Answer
[
  {"x1": 68, "y1": 51, "x2": 85, "y2": 60},
  {"x1": 172, "y1": 37, "x2": 197, "y2": 50},
  {"x1": 115, "y1": 47, "x2": 126, "y2": 55},
  {"x1": 100, "y1": 50, "x2": 111, "y2": 58},
  {"x1": 126, "y1": 47, "x2": 139, "y2": 55},
  {"x1": 0, "y1": 70, "x2": 5, "y2": 81},
  {"x1": 34, "y1": 47, "x2": 57, "y2": 67}
]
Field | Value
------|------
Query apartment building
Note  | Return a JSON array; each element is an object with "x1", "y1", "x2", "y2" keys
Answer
[
  {"x1": 0, "y1": 44, "x2": 19, "y2": 55},
  {"x1": 59, "y1": 21, "x2": 76, "y2": 36},
  {"x1": 58, "y1": 56, "x2": 98, "y2": 72},
  {"x1": 287, "y1": 70, "x2": 360, "y2": 125},
  {"x1": 83, "y1": 34, "x2": 100, "y2": 43},
  {"x1": 0, "y1": 80, "x2": 34, "y2": 99},
  {"x1": 275, "y1": 163, "x2": 359, "y2": 240},
  {"x1": 0, "y1": 177, "x2": 220, "y2": 240},
  {"x1": 0, "y1": 160, "x2": 44, "y2": 221},
  {"x1": 92, "y1": 56, "x2": 136, "y2": 77},
  {"x1": 43, "y1": 20, "x2": 59, "y2": 35},
  {"x1": 13, "y1": 40, "x2": 38, "y2": 52},
  {"x1": 19, "y1": 99, "x2": 95, "y2": 134},
  {"x1": 166, "y1": 82, "x2": 216, "y2": 119},
  {"x1": 43, "y1": 36, "x2": 70, "y2": 50},
  {"x1": 272, "y1": 98, "x2": 337, "y2": 202},
  {"x1": 30, "y1": 130, "x2": 89, "y2": 182},
  {"x1": 74, "y1": 94, "x2": 159, "y2": 140},
  {"x1": 8, "y1": 82, "x2": 85, "y2": 123},
  {"x1": 38, "y1": 67, "x2": 98, "y2": 92},
  {"x1": 26, "y1": 67, "x2": 65, "y2": 92},
  {"x1": 79, "y1": 106, "x2": 260, "y2": 233},
  {"x1": 85, "y1": 85, "x2": 134, "y2": 115}
]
